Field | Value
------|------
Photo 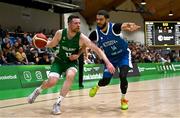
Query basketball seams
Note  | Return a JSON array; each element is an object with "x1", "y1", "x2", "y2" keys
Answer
[
  {"x1": 33, "y1": 34, "x2": 47, "y2": 48},
  {"x1": 35, "y1": 37, "x2": 47, "y2": 42}
]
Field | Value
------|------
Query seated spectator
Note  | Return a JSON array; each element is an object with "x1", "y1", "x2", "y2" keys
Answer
[
  {"x1": 16, "y1": 37, "x2": 23, "y2": 47},
  {"x1": 6, "y1": 52, "x2": 17, "y2": 64},
  {"x1": 38, "y1": 52, "x2": 51, "y2": 65},
  {"x1": 1, "y1": 42, "x2": 17, "y2": 65},
  {"x1": 37, "y1": 47, "x2": 48, "y2": 57},
  {"x1": 0, "y1": 25, "x2": 3, "y2": 38},
  {"x1": 15, "y1": 46, "x2": 29, "y2": 65},
  {"x1": 15, "y1": 25, "x2": 23, "y2": 34},
  {"x1": 2, "y1": 42, "x2": 11, "y2": 53},
  {"x1": 25, "y1": 42, "x2": 38, "y2": 64},
  {"x1": 2, "y1": 33, "x2": 11, "y2": 44},
  {"x1": 0, "y1": 51, "x2": 8, "y2": 65},
  {"x1": 12, "y1": 41, "x2": 20, "y2": 53},
  {"x1": 27, "y1": 32, "x2": 32, "y2": 44},
  {"x1": 21, "y1": 32, "x2": 29, "y2": 46},
  {"x1": 33, "y1": 52, "x2": 40, "y2": 64}
]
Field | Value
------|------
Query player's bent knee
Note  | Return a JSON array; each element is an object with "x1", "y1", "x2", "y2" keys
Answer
[
  {"x1": 66, "y1": 67, "x2": 77, "y2": 74},
  {"x1": 119, "y1": 74, "x2": 127, "y2": 79},
  {"x1": 66, "y1": 74, "x2": 76, "y2": 81},
  {"x1": 66, "y1": 67, "x2": 77, "y2": 80},
  {"x1": 47, "y1": 76, "x2": 59, "y2": 86}
]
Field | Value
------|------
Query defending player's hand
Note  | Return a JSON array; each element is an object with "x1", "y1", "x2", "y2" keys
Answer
[
  {"x1": 121, "y1": 23, "x2": 141, "y2": 32},
  {"x1": 106, "y1": 62, "x2": 115, "y2": 74},
  {"x1": 129, "y1": 23, "x2": 141, "y2": 31}
]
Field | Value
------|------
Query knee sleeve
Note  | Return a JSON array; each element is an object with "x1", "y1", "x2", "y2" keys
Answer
[{"x1": 98, "y1": 78, "x2": 111, "y2": 86}]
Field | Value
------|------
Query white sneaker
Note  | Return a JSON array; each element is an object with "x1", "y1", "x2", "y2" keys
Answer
[
  {"x1": 27, "y1": 88, "x2": 41, "y2": 104},
  {"x1": 52, "y1": 103, "x2": 61, "y2": 115}
]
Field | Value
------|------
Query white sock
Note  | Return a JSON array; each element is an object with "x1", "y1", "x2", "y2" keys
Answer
[
  {"x1": 37, "y1": 87, "x2": 43, "y2": 93},
  {"x1": 56, "y1": 96, "x2": 64, "y2": 104},
  {"x1": 121, "y1": 94, "x2": 126, "y2": 99}
]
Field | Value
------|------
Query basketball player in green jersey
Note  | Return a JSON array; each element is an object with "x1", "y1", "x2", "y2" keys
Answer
[{"x1": 27, "y1": 15, "x2": 115, "y2": 115}]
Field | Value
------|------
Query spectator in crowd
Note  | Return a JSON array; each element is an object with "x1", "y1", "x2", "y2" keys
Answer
[
  {"x1": 33, "y1": 52, "x2": 40, "y2": 64},
  {"x1": 38, "y1": 52, "x2": 51, "y2": 65},
  {"x1": 2, "y1": 33, "x2": 11, "y2": 44},
  {"x1": 2, "y1": 42, "x2": 11, "y2": 53},
  {"x1": 16, "y1": 37, "x2": 23, "y2": 47},
  {"x1": 15, "y1": 25, "x2": 23, "y2": 34},
  {"x1": 37, "y1": 47, "x2": 48, "y2": 57},
  {"x1": 15, "y1": 46, "x2": 29, "y2": 65},
  {"x1": 2, "y1": 42, "x2": 16, "y2": 65},
  {"x1": 0, "y1": 51, "x2": 8, "y2": 65},
  {"x1": 12, "y1": 41, "x2": 20, "y2": 52},
  {"x1": 0, "y1": 25, "x2": 3, "y2": 38},
  {"x1": 27, "y1": 32, "x2": 33, "y2": 44},
  {"x1": 21, "y1": 32, "x2": 30, "y2": 46}
]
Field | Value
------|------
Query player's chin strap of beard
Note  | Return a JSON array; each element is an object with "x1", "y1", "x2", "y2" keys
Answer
[{"x1": 98, "y1": 22, "x2": 107, "y2": 30}]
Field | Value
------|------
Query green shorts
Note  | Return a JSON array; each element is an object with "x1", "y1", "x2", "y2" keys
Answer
[{"x1": 50, "y1": 58, "x2": 78, "y2": 75}]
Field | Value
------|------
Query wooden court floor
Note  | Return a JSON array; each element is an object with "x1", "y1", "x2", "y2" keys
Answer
[{"x1": 0, "y1": 76, "x2": 180, "y2": 118}]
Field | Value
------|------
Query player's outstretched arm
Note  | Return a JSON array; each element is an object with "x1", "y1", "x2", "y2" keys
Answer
[
  {"x1": 46, "y1": 30, "x2": 62, "y2": 48},
  {"x1": 121, "y1": 23, "x2": 141, "y2": 32},
  {"x1": 80, "y1": 33, "x2": 115, "y2": 74}
]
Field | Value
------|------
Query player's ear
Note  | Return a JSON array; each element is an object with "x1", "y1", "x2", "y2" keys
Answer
[{"x1": 106, "y1": 18, "x2": 110, "y2": 22}]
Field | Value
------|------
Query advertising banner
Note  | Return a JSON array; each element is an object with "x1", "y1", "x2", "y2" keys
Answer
[
  {"x1": 83, "y1": 64, "x2": 104, "y2": 80},
  {"x1": 18, "y1": 65, "x2": 51, "y2": 88},
  {"x1": 137, "y1": 62, "x2": 180, "y2": 75},
  {"x1": 0, "y1": 66, "x2": 21, "y2": 90},
  {"x1": 137, "y1": 63, "x2": 159, "y2": 76},
  {"x1": 0, "y1": 65, "x2": 51, "y2": 90},
  {"x1": 83, "y1": 63, "x2": 140, "y2": 80},
  {"x1": 1, "y1": 62, "x2": 180, "y2": 90}
]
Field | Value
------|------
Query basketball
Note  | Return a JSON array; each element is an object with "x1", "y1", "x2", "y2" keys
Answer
[{"x1": 33, "y1": 33, "x2": 48, "y2": 48}]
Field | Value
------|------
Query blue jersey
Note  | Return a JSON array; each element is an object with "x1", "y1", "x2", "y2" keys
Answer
[{"x1": 96, "y1": 22, "x2": 129, "y2": 63}]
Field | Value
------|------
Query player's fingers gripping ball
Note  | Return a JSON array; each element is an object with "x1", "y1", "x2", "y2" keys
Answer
[{"x1": 33, "y1": 33, "x2": 48, "y2": 48}]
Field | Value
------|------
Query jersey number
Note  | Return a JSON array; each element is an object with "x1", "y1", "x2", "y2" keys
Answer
[
  {"x1": 111, "y1": 45, "x2": 117, "y2": 51},
  {"x1": 65, "y1": 52, "x2": 72, "y2": 57}
]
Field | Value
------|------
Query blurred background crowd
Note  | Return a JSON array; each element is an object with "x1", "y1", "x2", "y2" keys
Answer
[{"x1": 0, "y1": 25, "x2": 179, "y2": 66}]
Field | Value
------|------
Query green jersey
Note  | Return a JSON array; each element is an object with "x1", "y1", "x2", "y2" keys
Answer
[{"x1": 56, "y1": 28, "x2": 80, "y2": 62}]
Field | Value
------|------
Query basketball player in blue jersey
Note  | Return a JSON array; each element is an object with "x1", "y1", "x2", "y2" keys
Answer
[{"x1": 89, "y1": 10, "x2": 140, "y2": 110}]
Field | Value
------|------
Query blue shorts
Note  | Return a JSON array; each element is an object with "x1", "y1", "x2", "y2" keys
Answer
[{"x1": 103, "y1": 49, "x2": 132, "y2": 78}]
